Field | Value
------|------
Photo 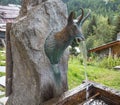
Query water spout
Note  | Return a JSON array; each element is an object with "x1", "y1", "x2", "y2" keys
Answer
[{"x1": 78, "y1": 40, "x2": 89, "y2": 101}]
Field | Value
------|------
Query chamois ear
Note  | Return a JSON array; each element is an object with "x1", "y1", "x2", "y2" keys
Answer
[{"x1": 68, "y1": 11, "x2": 75, "y2": 25}]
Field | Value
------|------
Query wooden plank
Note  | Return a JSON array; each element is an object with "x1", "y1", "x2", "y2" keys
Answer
[
  {"x1": 43, "y1": 83, "x2": 93, "y2": 105},
  {"x1": 5, "y1": 22, "x2": 13, "y2": 97},
  {"x1": 43, "y1": 82, "x2": 120, "y2": 105},
  {"x1": 79, "y1": 92, "x2": 100, "y2": 105},
  {"x1": 93, "y1": 87, "x2": 120, "y2": 105}
]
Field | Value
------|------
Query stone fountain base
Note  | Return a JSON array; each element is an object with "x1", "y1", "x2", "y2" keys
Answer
[{"x1": 43, "y1": 81, "x2": 120, "y2": 105}]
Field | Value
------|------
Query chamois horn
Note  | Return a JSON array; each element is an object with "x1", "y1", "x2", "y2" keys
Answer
[
  {"x1": 77, "y1": 8, "x2": 84, "y2": 25},
  {"x1": 80, "y1": 9, "x2": 91, "y2": 26}
]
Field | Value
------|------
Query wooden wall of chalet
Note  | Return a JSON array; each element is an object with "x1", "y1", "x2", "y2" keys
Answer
[
  {"x1": 97, "y1": 49, "x2": 109, "y2": 58},
  {"x1": 96, "y1": 44, "x2": 120, "y2": 58},
  {"x1": 112, "y1": 44, "x2": 120, "y2": 57}
]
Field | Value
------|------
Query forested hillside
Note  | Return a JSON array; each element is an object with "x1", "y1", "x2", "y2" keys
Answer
[
  {"x1": 63, "y1": 0, "x2": 120, "y2": 51},
  {"x1": 0, "y1": 0, "x2": 120, "y2": 50},
  {"x1": 0, "y1": 0, "x2": 21, "y2": 5},
  {"x1": 63, "y1": 0, "x2": 120, "y2": 16}
]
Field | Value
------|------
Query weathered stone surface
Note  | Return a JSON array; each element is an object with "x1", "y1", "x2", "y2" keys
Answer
[{"x1": 6, "y1": 0, "x2": 69, "y2": 105}]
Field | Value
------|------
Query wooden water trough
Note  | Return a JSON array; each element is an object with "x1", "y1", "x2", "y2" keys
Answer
[{"x1": 43, "y1": 81, "x2": 120, "y2": 105}]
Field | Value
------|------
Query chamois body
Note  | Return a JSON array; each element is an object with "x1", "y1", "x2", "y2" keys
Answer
[
  {"x1": 44, "y1": 9, "x2": 90, "y2": 83},
  {"x1": 44, "y1": 27, "x2": 75, "y2": 65}
]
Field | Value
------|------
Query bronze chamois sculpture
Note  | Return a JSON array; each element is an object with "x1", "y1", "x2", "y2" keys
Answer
[{"x1": 44, "y1": 8, "x2": 90, "y2": 84}]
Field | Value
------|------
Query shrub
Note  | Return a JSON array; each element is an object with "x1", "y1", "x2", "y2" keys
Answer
[
  {"x1": 98, "y1": 56, "x2": 120, "y2": 69},
  {"x1": 0, "y1": 72, "x2": 5, "y2": 77},
  {"x1": 0, "y1": 49, "x2": 6, "y2": 66}
]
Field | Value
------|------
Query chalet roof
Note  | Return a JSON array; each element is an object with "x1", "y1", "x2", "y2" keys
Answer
[{"x1": 89, "y1": 40, "x2": 120, "y2": 53}]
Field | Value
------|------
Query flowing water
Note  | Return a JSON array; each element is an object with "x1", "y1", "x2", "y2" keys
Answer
[
  {"x1": 78, "y1": 41, "x2": 89, "y2": 101},
  {"x1": 85, "y1": 99, "x2": 108, "y2": 105},
  {"x1": 78, "y1": 41, "x2": 108, "y2": 105},
  {"x1": 83, "y1": 99, "x2": 108, "y2": 105}
]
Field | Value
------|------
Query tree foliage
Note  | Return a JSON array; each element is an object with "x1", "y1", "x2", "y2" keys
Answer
[
  {"x1": 63, "y1": 0, "x2": 120, "y2": 52},
  {"x1": 113, "y1": 16, "x2": 120, "y2": 40},
  {"x1": 0, "y1": 0, "x2": 21, "y2": 5}
]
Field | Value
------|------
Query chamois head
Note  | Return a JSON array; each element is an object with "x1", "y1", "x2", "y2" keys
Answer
[{"x1": 67, "y1": 8, "x2": 90, "y2": 42}]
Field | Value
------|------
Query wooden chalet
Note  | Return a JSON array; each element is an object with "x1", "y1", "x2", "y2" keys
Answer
[
  {"x1": 0, "y1": 4, "x2": 20, "y2": 47},
  {"x1": 89, "y1": 39, "x2": 120, "y2": 58}
]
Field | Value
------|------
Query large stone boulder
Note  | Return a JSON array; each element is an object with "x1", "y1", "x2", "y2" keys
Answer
[{"x1": 6, "y1": 0, "x2": 69, "y2": 105}]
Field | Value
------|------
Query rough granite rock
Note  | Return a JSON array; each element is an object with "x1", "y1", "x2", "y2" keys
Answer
[{"x1": 6, "y1": 0, "x2": 69, "y2": 105}]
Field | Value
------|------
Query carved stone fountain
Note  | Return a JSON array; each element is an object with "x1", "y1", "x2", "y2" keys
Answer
[
  {"x1": 6, "y1": 0, "x2": 69, "y2": 105},
  {"x1": 5, "y1": 0, "x2": 120, "y2": 105}
]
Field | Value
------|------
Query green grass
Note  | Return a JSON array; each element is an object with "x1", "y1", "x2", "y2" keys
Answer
[
  {"x1": 68, "y1": 57, "x2": 120, "y2": 90},
  {"x1": 0, "y1": 86, "x2": 5, "y2": 98},
  {"x1": 0, "y1": 48, "x2": 6, "y2": 66},
  {"x1": 0, "y1": 72, "x2": 5, "y2": 77},
  {"x1": 0, "y1": 48, "x2": 6, "y2": 93}
]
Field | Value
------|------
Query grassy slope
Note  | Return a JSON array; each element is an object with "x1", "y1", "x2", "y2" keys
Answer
[
  {"x1": 0, "y1": 48, "x2": 6, "y2": 66},
  {"x1": 0, "y1": 48, "x2": 6, "y2": 94},
  {"x1": 68, "y1": 57, "x2": 120, "y2": 90},
  {"x1": 0, "y1": 48, "x2": 5, "y2": 77}
]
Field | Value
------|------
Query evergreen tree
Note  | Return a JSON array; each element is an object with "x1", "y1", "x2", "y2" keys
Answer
[
  {"x1": 87, "y1": 15, "x2": 97, "y2": 36},
  {"x1": 113, "y1": 16, "x2": 120, "y2": 40}
]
